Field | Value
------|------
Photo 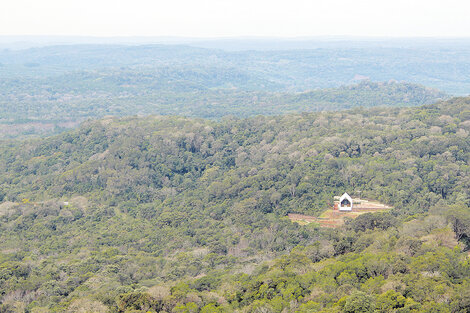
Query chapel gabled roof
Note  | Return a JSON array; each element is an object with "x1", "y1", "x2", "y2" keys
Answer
[{"x1": 340, "y1": 192, "x2": 352, "y2": 201}]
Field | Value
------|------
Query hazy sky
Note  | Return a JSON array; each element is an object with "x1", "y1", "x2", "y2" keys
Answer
[{"x1": 1, "y1": 0, "x2": 470, "y2": 37}]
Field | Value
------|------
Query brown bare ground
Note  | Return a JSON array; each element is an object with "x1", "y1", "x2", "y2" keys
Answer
[{"x1": 288, "y1": 198, "x2": 391, "y2": 228}]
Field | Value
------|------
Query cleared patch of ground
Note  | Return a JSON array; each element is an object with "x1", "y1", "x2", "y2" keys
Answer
[{"x1": 288, "y1": 198, "x2": 392, "y2": 228}]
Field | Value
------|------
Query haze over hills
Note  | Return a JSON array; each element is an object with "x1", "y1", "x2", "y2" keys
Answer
[
  {"x1": 2, "y1": 40, "x2": 467, "y2": 138},
  {"x1": 1, "y1": 42, "x2": 469, "y2": 96},
  {"x1": 2, "y1": 36, "x2": 470, "y2": 51}
]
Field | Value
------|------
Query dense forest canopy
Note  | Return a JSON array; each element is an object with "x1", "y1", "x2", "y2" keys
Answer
[{"x1": 0, "y1": 97, "x2": 468, "y2": 312}]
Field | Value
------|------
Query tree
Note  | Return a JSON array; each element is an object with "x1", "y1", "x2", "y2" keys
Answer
[
  {"x1": 342, "y1": 291, "x2": 375, "y2": 313},
  {"x1": 446, "y1": 206, "x2": 470, "y2": 248}
]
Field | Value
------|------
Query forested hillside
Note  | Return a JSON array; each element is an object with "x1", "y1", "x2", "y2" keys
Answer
[
  {"x1": 0, "y1": 97, "x2": 468, "y2": 312},
  {"x1": 0, "y1": 78, "x2": 446, "y2": 139}
]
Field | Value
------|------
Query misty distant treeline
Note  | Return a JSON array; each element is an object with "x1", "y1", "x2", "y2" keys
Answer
[{"x1": 1, "y1": 43, "x2": 469, "y2": 94}]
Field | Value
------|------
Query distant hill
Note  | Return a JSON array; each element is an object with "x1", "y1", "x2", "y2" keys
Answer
[
  {"x1": 0, "y1": 75, "x2": 447, "y2": 138},
  {"x1": 3, "y1": 42, "x2": 469, "y2": 139},
  {"x1": 1, "y1": 43, "x2": 470, "y2": 95}
]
